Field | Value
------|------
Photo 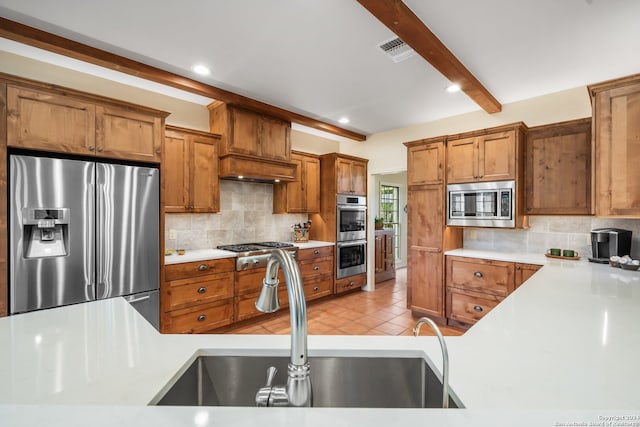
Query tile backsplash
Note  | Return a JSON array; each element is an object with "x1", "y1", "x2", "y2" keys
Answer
[
  {"x1": 165, "y1": 180, "x2": 309, "y2": 249},
  {"x1": 464, "y1": 216, "x2": 640, "y2": 259}
]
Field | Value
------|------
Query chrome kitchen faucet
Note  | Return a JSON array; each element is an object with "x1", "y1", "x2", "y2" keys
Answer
[{"x1": 255, "y1": 249, "x2": 312, "y2": 407}]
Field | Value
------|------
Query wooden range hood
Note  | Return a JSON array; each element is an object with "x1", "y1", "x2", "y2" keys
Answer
[{"x1": 210, "y1": 102, "x2": 298, "y2": 183}]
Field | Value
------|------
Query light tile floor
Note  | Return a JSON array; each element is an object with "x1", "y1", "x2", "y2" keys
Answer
[{"x1": 222, "y1": 268, "x2": 465, "y2": 337}]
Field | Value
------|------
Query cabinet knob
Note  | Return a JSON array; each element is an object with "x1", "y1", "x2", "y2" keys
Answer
[
  {"x1": 198, "y1": 264, "x2": 209, "y2": 271},
  {"x1": 313, "y1": 286, "x2": 320, "y2": 292},
  {"x1": 474, "y1": 271, "x2": 483, "y2": 278},
  {"x1": 97, "y1": 147, "x2": 103, "y2": 152},
  {"x1": 314, "y1": 250, "x2": 320, "y2": 255},
  {"x1": 313, "y1": 266, "x2": 320, "y2": 271},
  {"x1": 197, "y1": 314, "x2": 207, "y2": 321},
  {"x1": 473, "y1": 305, "x2": 483, "y2": 312},
  {"x1": 88, "y1": 146, "x2": 95, "y2": 151},
  {"x1": 197, "y1": 287, "x2": 207, "y2": 294}
]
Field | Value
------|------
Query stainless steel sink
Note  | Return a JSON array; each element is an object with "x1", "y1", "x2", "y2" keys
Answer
[{"x1": 154, "y1": 355, "x2": 461, "y2": 408}]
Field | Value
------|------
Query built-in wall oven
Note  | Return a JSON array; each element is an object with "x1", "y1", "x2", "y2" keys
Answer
[
  {"x1": 336, "y1": 240, "x2": 367, "y2": 279},
  {"x1": 336, "y1": 194, "x2": 367, "y2": 279},
  {"x1": 337, "y1": 194, "x2": 367, "y2": 241}
]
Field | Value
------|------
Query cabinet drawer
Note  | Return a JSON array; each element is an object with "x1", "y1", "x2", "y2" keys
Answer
[
  {"x1": 297, "y1": 246, "x2": 333, "y2": 261},
  {"x1": 164, "y1": 299, "x2": 233, "y2": 333},
  {"x1": 446, "y1": 288, "x2": 503, "y2": 325},
  {"x1": 235, "y1": 269, "x2": 285, "y2": 296},
  {"x1": 165, "y1": 272, "x2": 234, "y2": 311},
  {"x1": 299, "y1": 258, "x2": 333, "y2": 278},
  {"x1": 446, "y1": 256, "x2": 515, "y2": 296},
  {"x1": 304, "y1": 276, "x2": 333, "y2": 301},
  {"x1": 235, "y1": 289, "x2": 289, "y2": 322},
  {"x1": 335, "y1": 273, "x2": 366, "y2": 295},
  {"x1": 165, "y1": 257, "x2": 235, "y2": 281}
]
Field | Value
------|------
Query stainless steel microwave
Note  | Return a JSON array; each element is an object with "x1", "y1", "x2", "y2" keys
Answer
[{"x1": 447, "y1": 180, "x2": 515, "y2": 228}]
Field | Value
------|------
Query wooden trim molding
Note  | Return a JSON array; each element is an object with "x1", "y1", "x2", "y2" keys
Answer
[
  {"x1": 0, "y1": 17, "x2": 366, "y2": 142},
  {"x1": 356, "y1": 0, "x2": 502, "y2": 114}
]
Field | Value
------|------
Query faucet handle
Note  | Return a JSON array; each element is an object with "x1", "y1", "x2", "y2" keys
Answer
[
  {"x1": 264, "y1": 366, "x2": 277, "y2": 387},
  {"x1": 256, "y1": 366, "x2": 278, "y2": 407}
]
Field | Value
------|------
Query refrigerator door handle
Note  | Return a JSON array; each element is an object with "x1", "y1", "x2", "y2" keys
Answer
[
  {"x1": 127, "y1": 295, "x2": 151, "y2": 304},
  {"x1": 86, "y1": 179, "x2": 96, "y2": 300},
  {"x1": 96, "y1": 180, "x2": 109, "y2": 299}
]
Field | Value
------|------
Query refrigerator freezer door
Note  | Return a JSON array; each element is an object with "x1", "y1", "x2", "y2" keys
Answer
[
  {"x1": 9, "y1": 155, "x2": 96, "y2": 314},
  {"x1": 123, "y1": 290, "x2": 160, "y2": 331},
  {"x1": 96, "y1": 163, "x2": 160, "y2": 299}
]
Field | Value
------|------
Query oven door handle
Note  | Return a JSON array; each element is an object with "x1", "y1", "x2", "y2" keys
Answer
[
  {"x1": 337, "y1": 240, "x2": 367, "y2": 248},
  {"x1": 337, "y1": 205, "x2": 368, "y2": 211}
]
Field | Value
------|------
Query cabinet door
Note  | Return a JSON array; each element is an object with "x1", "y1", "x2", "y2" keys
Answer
[
  {"x1": 374, "y1": 234, "x2": 384, "y2": 273},
  {"x1": 190, "y1": 134, "x2": 219, "y2": 212},
  {"x1": 351, "y1": 160, "x2": 367, "y2": 195},
  {"x1": 283, "y1": 154, "x2": 305, "y2": 212},
  {"x1": 336, "y1": 158, "x2": 354, "y2": 194},
  {"x1": 304, "y1": 156, "x2": 321, "y2": 212},
  {"x1": 407, "y1": 185, "x2": 444, "y2": 316},
  {"x1": 525, "y1": 119, "x2": 591, "y2": 215},
  {"x1": 164, "y1": 131, "x2": 190, "y2": 212},
  {"x1": 446, "y1": 137, "x2": 477, "y2": 183},
  {"x1": 384, "y1": 232, "x2": 395, "y2": 272},
  {"x1": 478, "y1": 131, "x2": 515, "y2": 181},
  {"x1": 594, "y1": 82, "x2": 640, "y2": 216},
  {"x1": 96, "y1": 105, "x2": 162, "y2": 162},
  {"x1": 260, "y1": 115, "x2": 290, "y2": 161},
  {"x1": 228, "y1": 106, "x2": 260, "y2": 156},
  {"x1": 515, "y1": 263, "x2": 542, "y2": 288},
  {"x1": 409, "y1": 249, "x2": 443, "y2": 317},
  {"x1": 6, "y1": 86, "x2": 95, "y2": 154},
  {"x1": 408, "y1": 142, "x2": 444, "y2": 185}
]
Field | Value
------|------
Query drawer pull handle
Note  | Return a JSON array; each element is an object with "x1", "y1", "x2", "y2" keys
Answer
[
  {"x1": 314, "y1": 250, "x2": 320, "y2": 254},
  {"x1": 473, "y1": 305, "x2": 483, "y2": 312},
  {"x1": 197, "y1": 287, "x2": 207, "y2": 294},
  {"x1": 198, "y1": 264, "x2": 209, "y2": 271},
  {"x1": 313, "y1": 286, "x2": 320, "y2": 292},
  {"x1": 313, "y1": 266, "x2": 320, "y2": 271},
  {"x1": 474, "y1": 271, "x2": 483, "y2": 278},
  {"x1": 197, "y1": 314, "x2": 207, "y2": 321}
]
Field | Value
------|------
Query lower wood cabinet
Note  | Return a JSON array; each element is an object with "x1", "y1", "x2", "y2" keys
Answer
[
  {"x1": 375, "y1": 230, "x2": 395, "y2": 283},
  {"x1": 446, "y1": 256, "x2": 542, "y2": 327},
  {"x1": 162, "y1": 258, "x2": 235, "y2": 333},
  {"x1": 335, "y1": 273, "x2": 367, "y2": 295},
  {"x1": 298, "y1": 246, "x2": 334, "y2": 301},
  {"x1": 234, "y1": 268, "x2": 288, "y2": 322}
]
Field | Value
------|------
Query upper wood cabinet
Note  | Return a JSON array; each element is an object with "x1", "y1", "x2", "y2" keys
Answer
[
  {"x1": 406, "y1": 139, "x2": 444, "y2": 185},
  {"x1": 447, "y1": 127, "x2": 521, "y2": 184},
  {"x1": 336, "y1": 156, "x2": 367, "y2": 195},
  {"x1": 209, "y1": 102, "x2": 291, "y2": 161},
  {"x1": 273, "y1": 151, "x2": 320, "y2": 213},
  {"x1": 164, "y1": 126, "x2": 220, "y2": 213},
  {"x1": 525, "y1": 118, "x2": 592, "y2": 215},
  {"x1": 6, "y1": 83, "x2": 166, "y2": 163},
  {"x1": 589, "y1": 74, "x2": 640, "y2": 217}
]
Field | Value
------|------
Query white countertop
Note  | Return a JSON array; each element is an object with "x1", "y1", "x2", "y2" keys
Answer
[
  {"x1": 2, "y1": 253, "x2": 640, "y2": 425},
  {"x1": 445, "y1": 248, "x2": 551, "y2": 265},
  {"x1": 164, "y1": 248, "x2": 237, "y2": 264},
  {"x1": 293, "y1": 240, "x2": 335, "y2": 250}
]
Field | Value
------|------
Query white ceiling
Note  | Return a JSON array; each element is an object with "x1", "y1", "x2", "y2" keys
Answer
[{"x1": 0, "y1": 0, "x2": 639, "y2": 137}]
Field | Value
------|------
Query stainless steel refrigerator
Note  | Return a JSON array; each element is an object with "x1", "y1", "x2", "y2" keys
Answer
[{"x1": 9, "y1": 154, "x2": 160, "y2": 329}]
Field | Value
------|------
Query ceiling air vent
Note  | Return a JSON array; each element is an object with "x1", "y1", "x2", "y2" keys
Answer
[{"x1": 377, "y1": 37, "x2": 417, "y2": 63}]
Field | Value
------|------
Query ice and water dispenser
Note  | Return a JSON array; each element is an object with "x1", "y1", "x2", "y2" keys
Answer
[{"x1": 21, "y1": 208, "x2": 70, "y2": 258}]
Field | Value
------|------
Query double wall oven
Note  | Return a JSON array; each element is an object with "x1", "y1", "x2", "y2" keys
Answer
[{"x1": 336, "y1": 195, "x2": 367, "y2": 279}]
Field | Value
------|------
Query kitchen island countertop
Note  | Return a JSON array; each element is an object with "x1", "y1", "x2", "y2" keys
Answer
[{"x1": 2, "y1": 255, "x2": 640, "y2": 426}]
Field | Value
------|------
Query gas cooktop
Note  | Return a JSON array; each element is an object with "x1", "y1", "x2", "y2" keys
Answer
[{"x1": 217, "y1": 241, "x2": 295, "y2": 253}]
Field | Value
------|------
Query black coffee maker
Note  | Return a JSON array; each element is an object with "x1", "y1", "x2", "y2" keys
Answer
[{"x1": 589, "y1": 228, "x2": 632, "y2": 263}]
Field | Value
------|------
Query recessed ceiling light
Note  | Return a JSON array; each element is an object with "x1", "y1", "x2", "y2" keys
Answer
[
  {"x1": 192, "y1": 64, "x2": 210, "y2": 76},
  {"x1": 446, "y1": 84, "x2": 461, "y2": 93},
  {"x1": 338, "y1": 117, "x2": 350, "y2": 124}
]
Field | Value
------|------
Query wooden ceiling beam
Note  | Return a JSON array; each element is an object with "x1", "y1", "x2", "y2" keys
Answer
[
  {"x1": 0, "y1": 17, "x2": 367, "y2": 141},
  {"x1": 357, "y1": 0, "x2": 502, "y2": 114}
]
